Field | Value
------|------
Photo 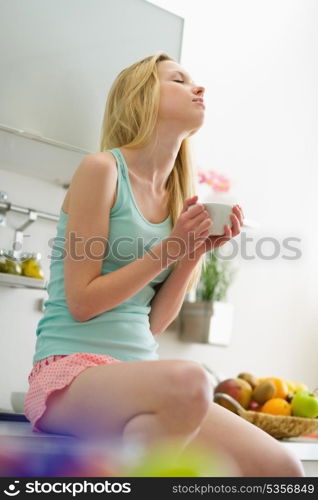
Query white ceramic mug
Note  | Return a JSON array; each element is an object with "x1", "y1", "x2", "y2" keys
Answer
[{"x1": 202, "y1": 202, "x2": 233, "y2": 236}]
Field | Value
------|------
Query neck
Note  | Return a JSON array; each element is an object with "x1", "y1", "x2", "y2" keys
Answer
[{"x1": 120, "y1": 125, "x2": 188, "y2": 193}]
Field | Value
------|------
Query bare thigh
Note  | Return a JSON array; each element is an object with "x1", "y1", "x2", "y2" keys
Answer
[{"x1": 37, "y1": 358, "x2": 210, "y2": 439}]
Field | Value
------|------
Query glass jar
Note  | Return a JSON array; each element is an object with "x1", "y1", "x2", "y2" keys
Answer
[
  {"x1": 0, "y1": 249, "x2": 22, "y2": 275},
  {"x1": 21, "y1": 252, "x2": 44, "y2": 280}
]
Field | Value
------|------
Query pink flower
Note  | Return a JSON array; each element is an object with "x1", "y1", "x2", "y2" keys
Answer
[
  {"x1": 198, "y1": 168, "x2": 231, "y2": 192},
  {"x1": 198, "y1": 171, "x2": 208, "y2": 184}
]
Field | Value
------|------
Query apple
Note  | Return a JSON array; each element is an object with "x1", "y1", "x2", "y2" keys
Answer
[
  {"x1": 214, "y1": 378, "x2": 252, "y2": 412},
  {"x1": 291, "y1": 390, "x2": 318, "y2": 419}
]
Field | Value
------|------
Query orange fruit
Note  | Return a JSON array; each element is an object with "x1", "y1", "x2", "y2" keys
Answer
[
  {"x1": 260, "y1": 398, "x2": 292, "y2": 416},
  {"x1": 264, "y1": 377, "x2": 289, "y2": 399}
]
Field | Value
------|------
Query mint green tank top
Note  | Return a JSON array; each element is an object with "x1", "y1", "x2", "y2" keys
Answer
[{"x1": 33, "y1": 148, "x2": 172, "y2": 363}]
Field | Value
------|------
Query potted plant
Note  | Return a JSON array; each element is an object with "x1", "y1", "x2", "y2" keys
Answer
[
  {"x1": 178, "y1": 250, "x2": 237, "y2": 344},
  {"x1": 196, "y1": 250, "x2": 235, "y2": 302}
]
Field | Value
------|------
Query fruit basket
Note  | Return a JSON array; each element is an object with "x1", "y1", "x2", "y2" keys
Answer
[{"x1": 214, "y1": 392, "x2": 318, "y2": 440}]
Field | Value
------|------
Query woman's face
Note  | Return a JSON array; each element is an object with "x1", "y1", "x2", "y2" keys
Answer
[{"x1": 157, "y1": 60, "x2": 205, "y2": 135}]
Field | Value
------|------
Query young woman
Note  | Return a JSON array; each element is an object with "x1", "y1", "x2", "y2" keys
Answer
[{"x1": 24, "y1": 52, "x2": 303, "y2": 477}]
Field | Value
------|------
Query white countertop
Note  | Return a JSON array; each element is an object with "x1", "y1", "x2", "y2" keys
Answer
[{"x1": 281, "y1": 437, "x2": 318, "y2": 461}]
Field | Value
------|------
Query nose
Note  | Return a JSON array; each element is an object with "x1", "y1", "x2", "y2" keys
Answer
[{"x1": 192, "y1": 85, "x2": 205, "y2": 97}]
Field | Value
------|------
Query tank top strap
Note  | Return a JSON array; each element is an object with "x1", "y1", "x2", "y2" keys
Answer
[{"x1": 105, "y1": 148, "x2": 126, "y2": 179}]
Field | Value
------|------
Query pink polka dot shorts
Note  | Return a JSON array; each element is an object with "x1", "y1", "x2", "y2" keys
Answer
[{"x1": 24, "y1": 352, "x2": 122, "y2": 433}]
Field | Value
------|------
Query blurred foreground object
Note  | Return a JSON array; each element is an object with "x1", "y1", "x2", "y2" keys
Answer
[
  {"x1": 122, "y1": 437, "x2": 233, "y2": 477},
  {"x1": 0, "y1": 436, "x2": 122, "y2": 477}
]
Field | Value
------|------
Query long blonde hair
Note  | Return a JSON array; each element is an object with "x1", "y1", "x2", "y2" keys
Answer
[{"x1": 100, "y1": 51, "x2": 204, "y2": 293}]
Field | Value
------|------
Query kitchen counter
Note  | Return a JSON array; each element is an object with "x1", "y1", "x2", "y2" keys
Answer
[{"x1": 281, "y1": 437, "x2": 318, "y2": 477}]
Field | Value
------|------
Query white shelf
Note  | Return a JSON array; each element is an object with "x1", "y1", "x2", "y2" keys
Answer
[{"x1": 0, "y1": 272, "x2": 47, "y2": 290}]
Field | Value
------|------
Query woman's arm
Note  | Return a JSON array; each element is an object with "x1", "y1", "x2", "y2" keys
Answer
[
  {"x1": 149, "y1": 254, "x2": 200, "y2": 335},
  {"x1": 77, "y1": 238, "x2": 179, "y2": 322}
]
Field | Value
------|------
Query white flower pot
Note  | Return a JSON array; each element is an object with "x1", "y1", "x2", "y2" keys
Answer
[{"x1": 179, "y1": 301, "x2": 233, "y2": 346}]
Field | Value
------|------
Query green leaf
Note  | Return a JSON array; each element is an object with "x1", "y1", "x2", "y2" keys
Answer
[{"x1": 195, "y1": 250, "x2": 236, "y2": 302}]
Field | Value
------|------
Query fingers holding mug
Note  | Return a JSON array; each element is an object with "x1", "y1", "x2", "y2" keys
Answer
[
  {"x1": 181, "y1": 195, "x2": 198, "y2": 214},
  {"x1": 233, "y1": 204, "x2": 244, "y2": 225}
]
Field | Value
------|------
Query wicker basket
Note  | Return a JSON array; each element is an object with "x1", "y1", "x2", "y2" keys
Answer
[{"x1": 214, "y1": 392, "x2": 318, "y2": 440}]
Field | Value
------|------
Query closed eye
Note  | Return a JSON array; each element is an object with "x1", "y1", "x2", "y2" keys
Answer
[{"x1": 174, "y1": 80, "x2": 184, "y2": 83}]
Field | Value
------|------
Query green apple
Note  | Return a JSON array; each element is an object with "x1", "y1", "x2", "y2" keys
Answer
[{"x1": 291, "y1": 390, "x2": 318, "y2": 418}]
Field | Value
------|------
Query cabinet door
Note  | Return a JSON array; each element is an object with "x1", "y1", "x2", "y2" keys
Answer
[{"x1": 0, "y1": 0, "x2": 183, "y2": 154}]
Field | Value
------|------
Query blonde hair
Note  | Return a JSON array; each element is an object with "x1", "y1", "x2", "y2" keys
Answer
[{"x1": 100, "y1": 51, "x2": 204, "y2": 293}]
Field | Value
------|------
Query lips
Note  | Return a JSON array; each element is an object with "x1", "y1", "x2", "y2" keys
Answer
[{"x1": 193, "y1": 98, "x2": 205, "y2": 109}]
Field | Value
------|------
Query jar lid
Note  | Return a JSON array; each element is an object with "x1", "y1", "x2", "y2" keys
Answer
[{"x1": 0, "y1": 249, "x2": 41, "y2": 261}]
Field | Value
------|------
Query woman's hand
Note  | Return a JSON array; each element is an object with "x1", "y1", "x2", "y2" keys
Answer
[
  {"x1": 168, "y1": 195, "x2": 213, "y2": 260},
  {"x1": 187, "y1": 204, "x2": 244, "y2": 261}
]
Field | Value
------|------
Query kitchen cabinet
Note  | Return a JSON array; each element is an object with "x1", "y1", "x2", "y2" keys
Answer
[{"x1": 0, "y1": 0, "x2": 183, "y2": 185}]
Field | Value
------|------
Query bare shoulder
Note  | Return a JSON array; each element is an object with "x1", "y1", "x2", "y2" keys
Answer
[
  {"x1": 70, "y1": 151, "x2": 118, "y2": 183},
  {"x1": 63, "y1": 152, "x2": 118, "y2": 213},
  {"x1": 78, "y1": 151, "x2": 117, "y2": 173}
]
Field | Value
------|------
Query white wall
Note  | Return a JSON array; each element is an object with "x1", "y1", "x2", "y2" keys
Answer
[{"x1": 152, "y1": 0, "x2": 318, "y2": 389}]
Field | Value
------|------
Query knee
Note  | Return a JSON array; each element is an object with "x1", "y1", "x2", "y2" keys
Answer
[
  {"x1": 167, "y1": 361, "x2": 212, "y2": 421},
  {"x1": 264, "y1": 446, "x2": 305, "y2": 477},
  {"x1": 277, "y1": 448, "x2": 305, "y2": 477}
]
